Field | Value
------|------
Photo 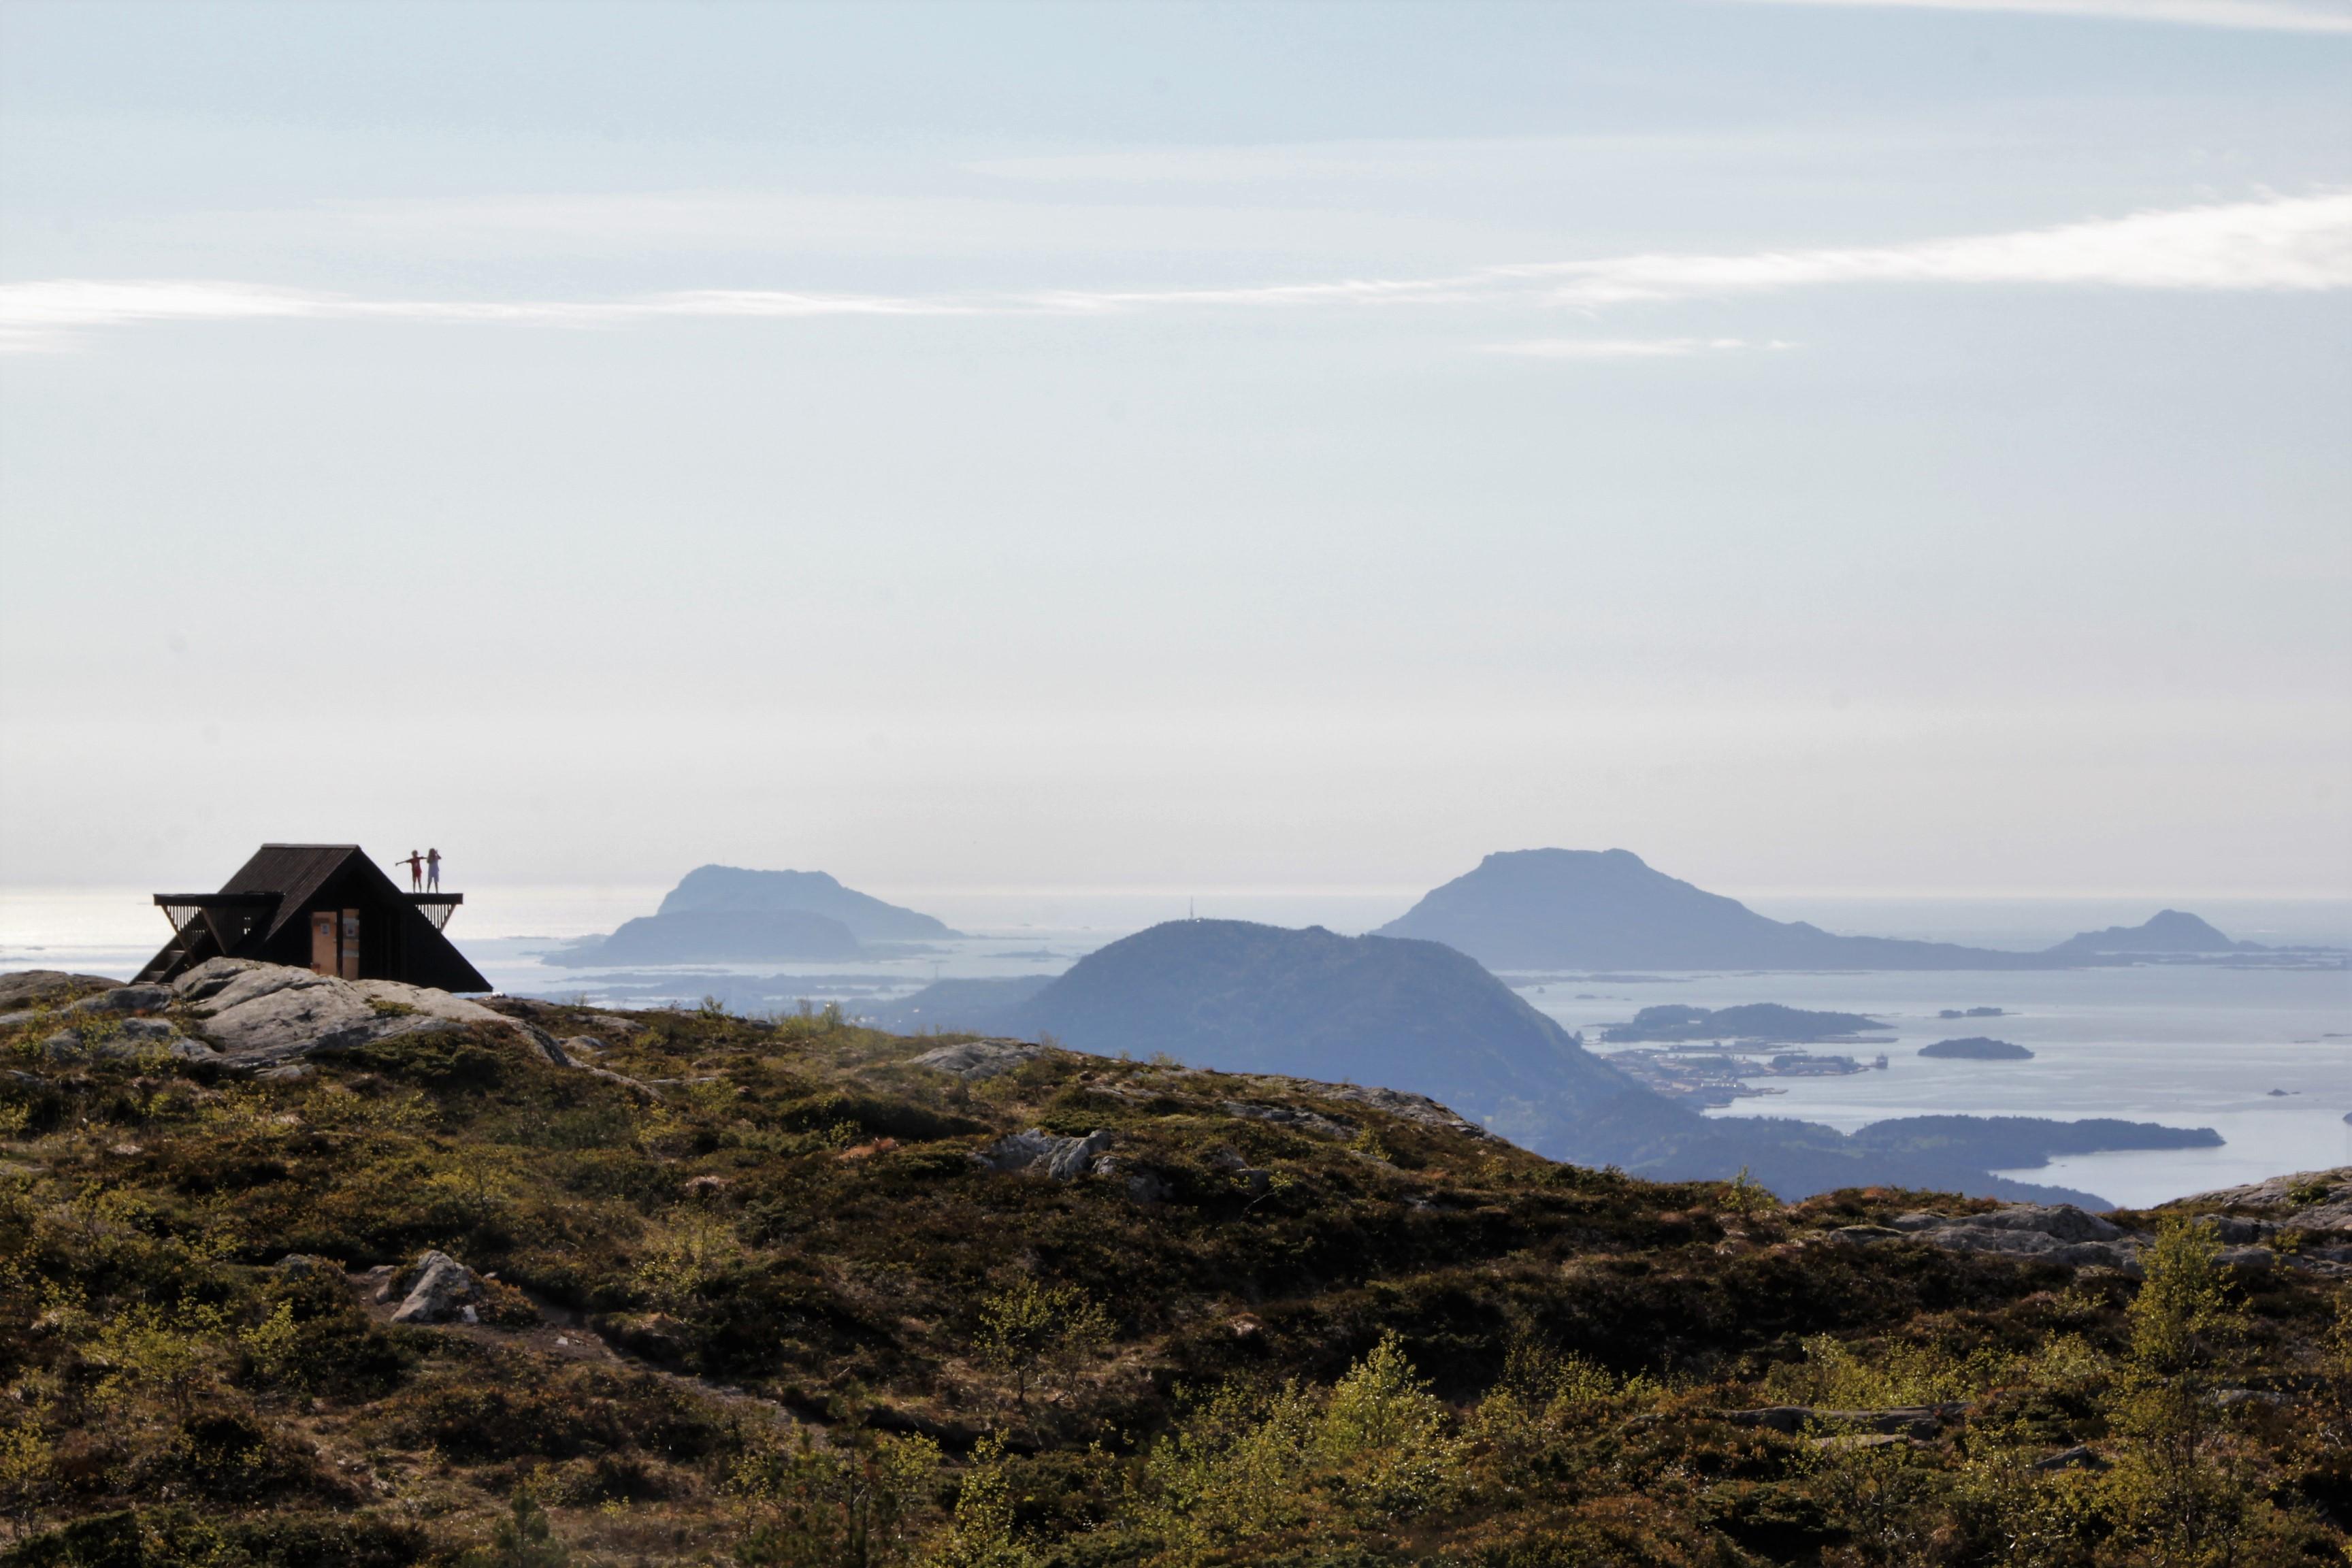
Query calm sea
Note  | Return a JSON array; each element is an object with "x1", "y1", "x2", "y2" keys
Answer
[{"x1": 6, "y1": 885, "x2": 2345, "y2": 1209}]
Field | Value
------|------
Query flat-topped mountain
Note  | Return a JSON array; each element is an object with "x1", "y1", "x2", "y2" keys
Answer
[
  {"x1": 872, "y1": 920, "x2": 2121, "y2": 1205},
  {"x1": 1376, "y1": 848, "x2": 2270, "y2": 971},
  {"x1": 549, "y1": 864, "x2": 954, "y2": 966},
  {"x1": 1375, "y1": 849, "x2": 2040, "y2": 970},
  {"x1": 655, "y1": 864, "x2": 957, "y2": 941},
  {"x1": 2043, "y1": 908, "x2": 2256, "y2": 959}
]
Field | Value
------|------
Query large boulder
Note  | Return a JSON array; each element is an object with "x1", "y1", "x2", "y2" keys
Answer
[
  {"x1": 178, "y1": 964, "x2": 434, "y2": 1063},
  {"x1": 170, "y1": 960, "x2": 561, "y2": 1068},
  {"x1": 389, "y1": 1250, "x2": 487, "y2": 1325}
]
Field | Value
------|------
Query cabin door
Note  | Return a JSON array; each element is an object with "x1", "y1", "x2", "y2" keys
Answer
[{"x1": 310, "y1": 909, "x2": 362, "y2": 979}]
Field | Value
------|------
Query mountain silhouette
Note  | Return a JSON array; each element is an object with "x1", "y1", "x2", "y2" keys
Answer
[
  {"x1": 876, "y1": 919, "x2": 2112, "y2": 1205},
  {"x1": 656, "y1": 866, "x2": 956, "y2": 941},
  {"x1": 1375, "y1": 849, "x2": 2053, "y2": 970},
  {"x1": 2042, "y1": 909, "x2": 2255, "y2": 959},
  {"x1": 548, "y1": 865, "x2": 954, "y2": 966}
]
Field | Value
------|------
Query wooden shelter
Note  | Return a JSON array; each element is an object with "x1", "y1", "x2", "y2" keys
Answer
[{"x1": 135, "y1": 844, "x2": 490, "y2": 992}]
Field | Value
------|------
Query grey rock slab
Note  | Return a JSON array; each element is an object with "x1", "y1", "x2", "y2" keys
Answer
[
  {"x1": 1244, "y1": 1078, "x2": 1492, "y2": 1139},
  {"x1": 179, "y1": 963, "x2": 543, "y2": 1066},
  {"x1": 1220, "y1": 1101, "x2": 1356, "y2": 1139},
  {"x1": 348, "y1": 980, "x2": 514, "y2": 1032},
  {"x1": 1966, "y1": 1204, "x2": 2126, "y2": 1243},
  {"x1": 974, "y1": 1126, "x2": 1113, "y2": 1179},
  {"x1": 31, "y1": 1016, "x2": 208, "y2": 1062},
  {"x1": 65, "y1": 985, "x2": 173, "y2": 1017},
  {"x1": 0, "y1": 971, "x2": 123, "y2": 1011},
  {"x1": 1915, "y1": 1227, "x2": 2138, "y2": 1269},
  {"x1": 2184, "y1": 1166, "x2": 2352, "y2": 1212},
  {"x1": 195, "y1": 977, "x2": 413, "y2": 1060},
  {"x1": 1896, "y1": 1203, "x2": 2149, "y2": 1273},
  {"x1": 173, "y1": 958, "x2": 297, "y2": 1006},
  {"x1": 911, "y1": 1040, "x2": 1047, "y2": 1081}
]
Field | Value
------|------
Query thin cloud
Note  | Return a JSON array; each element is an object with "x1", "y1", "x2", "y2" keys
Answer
[
  {"x1": 0, "y1": 278, "x2": 981, "y2": 351},
  {"x1": 1729, "y1": 0, "x2": 2352, "y2": 32},
  {"x1": 1483, "y1": 338, "x2": 1796, "y2": 359},
  {"x1": 3, "y1": 193, "x2": 2343, "y2": 351}
]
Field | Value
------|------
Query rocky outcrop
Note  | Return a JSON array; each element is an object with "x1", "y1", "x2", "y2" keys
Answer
[
  {"x1": 1876, "y1": 1204, "x2": 2143, "y2": 1270},
  {"x1": 1854, "y1": 1197, "x2": 2352, "y2": 1278},
  {"x1": 389, "y1": 1250, "x2": 488, "y2": 1325},
  {"x1": 0, "y1": 971, "x2": 121, "y2": 1012},
  {"x1": 148, "y1": 960, "x2": 605, "y2": 1078},
  {"x1": 169, "y1": 960, "x2": 502, "y2": 1064},
  {"x1": 1259, "y1": 1079, "x2": 1493, "y2": 1140},
  {"x1": 61, "y1": 983, "x2": 174, "y2": 1017},
  {"x1": 1220, "y1": 1100, "x2": 1357, "y2": 1140},
  {"x1": 973, "y1": 1127, "x2": 1113, "y2": 1179},
  {"x1": 2185, "y1": 1167, "x2": 2352, "y2": 1232},
  {"x1": 33, "y1": 1016, "x2": 217, "y2": 1064},
  {"x1": 911, "y1": 1040, "x2": 1048, "y2": 1080}
]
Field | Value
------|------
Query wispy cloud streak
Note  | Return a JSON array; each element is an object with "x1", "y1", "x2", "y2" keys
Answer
[
  {"x1": 1482, "y1": 337, "x2": 1795, "y2": 359},
  {"x1": 1731, "y1": 0, "x2": 2352, "y2": 33},
  {"x1": 4, "y1": 193, "x2": 2344, "y2": 350}
]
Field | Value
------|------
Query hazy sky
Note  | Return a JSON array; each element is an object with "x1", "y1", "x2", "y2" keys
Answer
[{"x1": 2, "y1": 0, "x2": 2347, "y2": 900}]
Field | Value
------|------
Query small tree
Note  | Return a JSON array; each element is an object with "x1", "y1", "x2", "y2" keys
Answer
[
  {"x1": 973, "y1": 1280, "x2": 1110, "y2": 1409},
  {"x1": 0, "y1": 1417, "x2": 54, "y2": 1541},
  {"x1": 2106, "y1": 1218, "x2": 2248, "y2": 1567},
  {"x1": 465, "y1": 1490, "x2": 568, "y2": 1568},
  {"x1": 731, "y1": 1411, "x2": 938, "y2": 1568},
  {"x1": 927, "y1": 1433, "x2": 1036, "y2": 1568},
  {"x1": 1314, "y1": 1333, "x2": 1459, "y2": 1516}
]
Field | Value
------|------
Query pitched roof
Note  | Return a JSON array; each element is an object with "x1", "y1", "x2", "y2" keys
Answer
[{"x1": 217, "y1": 844, "x2": 369, "y2": 942}]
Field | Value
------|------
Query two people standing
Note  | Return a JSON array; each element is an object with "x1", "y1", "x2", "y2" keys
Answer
[{"x1": 397, "y1": 849, "x2": 442, "y2": 892}]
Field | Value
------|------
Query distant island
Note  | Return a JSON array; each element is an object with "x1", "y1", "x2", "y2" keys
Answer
[
  {"x1": 2040, "y1": 909, "x2": 2255, "y2": 960},
  {"x1": 1940, "y1": 1006, "x2": 2005, "y2": 1018},
  {"x1": 549, "y1": 865, "x2": 956, "y2": 966},
  {"x1": 1921, "y1": 1036, "x2": 2036, "y2": 1060},
  {"x1": 866, "y1": 917, "x2": 2201, "y2": 1207},
  {"x1": 1374, "y1": 847, "x2": 2289, "y2": 972},
  {"x1": 1846, "y1": 1115, "x2": 2219, "y2": 1169},
  {"x1": 1600, "y1": 1002, "x2": 1886, "y2": 1043}
]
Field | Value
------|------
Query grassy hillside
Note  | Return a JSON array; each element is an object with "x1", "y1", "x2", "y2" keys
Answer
[{"x1": 0, "y1": 996, "x2": 2344, "y2": 1567}]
